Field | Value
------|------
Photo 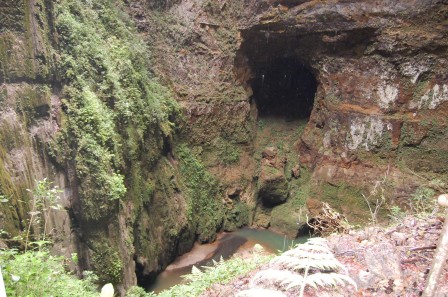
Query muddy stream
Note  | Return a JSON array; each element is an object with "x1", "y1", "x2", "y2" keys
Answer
[{"x1": 149, "y1": 228, "x2": 309, "y2": 293}]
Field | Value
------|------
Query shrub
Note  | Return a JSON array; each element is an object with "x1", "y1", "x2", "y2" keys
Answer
[{"x1": 0, "y1": 249, "x2": 97, "y2": 297}]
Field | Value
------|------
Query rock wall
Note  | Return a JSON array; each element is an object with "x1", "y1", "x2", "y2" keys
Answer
[
  {"x1": 0, "y1": 0, "x2": 75, "y2": 256},
  {"x1": 139, "y1": 0, "x2": 447, "y2": 234},
  {"x1": 1, "y1": 0, "x2": 203, "y2": 293},
  {"x1": 0, "y1": 0, "x2": 447, "y2": 293}
]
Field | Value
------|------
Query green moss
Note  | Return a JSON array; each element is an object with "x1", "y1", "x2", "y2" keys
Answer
[
  {"x1": 0, "y1": 1, "x2": 26, "y2": 33},
  {"x1": 52, "y1": 0, "x2": 179, "y2": 222},
  {"x1": 315, "y1": 182, "x2": 372, "y2": 224},
  {"x1": 91, "y1": 245, "x2": 123, "y2": 284},
  {"x1": 15, "y1": 85, "x2": 52, "y2": 126},
  {"x1": 0, "y1": 87, "x2": 6, "y2": 107},
  {"x1": 0, "y1": 33, "x2": 14, "y2": 81},
  {"x1": 270, "y1": 167, "x2": 311, "y2": 237},
  {"x1": 176, "y1": 144, "x2": 224, "y2": 242},
  {"x1": 398, "y1": 120, "x2": 448, "y2": 174},
  {"x1": 216, "y1": 139, "x2": 240, "y2": 165},
  {"x1": 0, "y1": 155, "x2": 28, "y2": 235},
  {"x1": 223, "y1": 201, "x2": 249, "y2": 231}
]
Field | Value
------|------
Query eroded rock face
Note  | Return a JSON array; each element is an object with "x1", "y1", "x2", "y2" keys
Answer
[
  {"x1": 0, "y1": 0, "x2": 74, "y2": 256},
  {"x1": 139, "y1": 0, "x2": 447, "y2": 234},
  {"x1": 258, "y1": 147, "x2": 289, "y2": 206}
]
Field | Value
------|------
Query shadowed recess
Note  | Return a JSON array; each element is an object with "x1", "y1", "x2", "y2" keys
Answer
[{"x1": 251, "y1": 57, "x2": 317, "y2": 120}]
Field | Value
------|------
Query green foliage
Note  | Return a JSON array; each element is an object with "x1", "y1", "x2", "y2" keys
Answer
[
  {"x1": 250, "y1": 238, "x2": 356, "y2": 297},
  {"x1": 24, "y1": 179, "x2": 63, "y2": 251},
  {"x1": 388, "y1": 205, "x2": 406, "y2": 222},
  {"x1": 52, "y1": 0, "x2": 179, "y2": 221},
  {"x1": 388, "y1": 184, "x2": 440, "y2": 221},
  {"x1": 218, "y1": 142, "x2": 240, "y2": 165},
  {"x1": 154, "y1": 253, "x2": 270, "y2": 297},
  {"x1": 410, "y1": 186, "x2": 436, "y2": 215},
  {"x1": 223, "y1": 201, "x2": 250, "y2": 231},
  {"x1": 176, "y1": 144, "x2": 224, "y2": 242},
  {"x1": 126, "y1": 286, "x2": 151, "y2": 297},
  {"x1": 0, "y1": 249, "x2": 97, "y2": 297},
  {"x1": 91, "y1": 246, "x2": 123, "y2": 284}
]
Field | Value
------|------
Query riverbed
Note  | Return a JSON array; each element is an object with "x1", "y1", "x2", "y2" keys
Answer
[{"x1": 149, "y1": 228, "x2": 309, "y2": 293}]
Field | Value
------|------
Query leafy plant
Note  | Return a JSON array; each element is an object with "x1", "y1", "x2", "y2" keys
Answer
[
  {"x1": 246, "y1": 238, "x2": 356, "y2": 297},
  {"x1": 0, "y1": 249, "x2": 97, "y2": 297},
  {"x1": 410, "y1": 186, "x2": 436, "y2": 215},
  {"x1": 388, "y1": 205, "x2": 406, "y2": 222},
  {"x1": 24, "y1": 179, "x2": 62, "y2": 251},
  {"x1": 126, "y1": 285, "x2": 151, "y2": 297}
]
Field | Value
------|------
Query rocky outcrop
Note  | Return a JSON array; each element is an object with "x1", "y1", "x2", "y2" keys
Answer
[
  {"x1": 139, "y1": 0, "x2": 448, "y2": 234},
  {"x1": 201, "y1": 215, "x2": 448, "y2": 296},
  {"x1": 258, "y1": 147, "x2": 289, "y2": 206},
  {"x1": 0, "y1": 0, "x2": 75, "y2": 260}
]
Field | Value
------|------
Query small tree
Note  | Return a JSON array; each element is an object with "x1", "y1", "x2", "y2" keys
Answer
[{"x1": 24, "y1": 179, "x2": 62, "y2": 251}]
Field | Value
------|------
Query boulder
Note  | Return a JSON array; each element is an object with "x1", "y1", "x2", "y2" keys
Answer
[{"x1": 258, "y1": 166, "x2": 289, "y2": 206}]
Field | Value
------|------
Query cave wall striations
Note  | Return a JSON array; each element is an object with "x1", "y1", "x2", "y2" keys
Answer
[
  {"x1": 141, "y1": 0, "x2": 447, "y2": 235},
  {"x1": 0, "y1": 0, "x2": 74, "y2": 256}
]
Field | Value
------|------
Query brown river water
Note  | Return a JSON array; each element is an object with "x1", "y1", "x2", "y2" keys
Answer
[{"x1": 148, "y1": 227, "x2": 309, "y2": 293}]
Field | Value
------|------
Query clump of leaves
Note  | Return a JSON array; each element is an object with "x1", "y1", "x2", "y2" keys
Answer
[
  {"x1": 411, "y1": 186, "x2": 437, "y2": 215},
  {"x1": 0, "y1": 249, "x2": 98, "y2": 297},
  {"x1": 244, "y1": 238, "x2": 356, "y2": 297}
]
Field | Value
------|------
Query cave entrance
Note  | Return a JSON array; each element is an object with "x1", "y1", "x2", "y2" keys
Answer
[{"x1": 251, "y1": 57, "x2": 317, "y2": 121}]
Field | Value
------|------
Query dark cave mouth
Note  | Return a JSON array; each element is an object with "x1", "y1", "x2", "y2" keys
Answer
[{"x1": 251, "y1": 57, "x2": 317, "y2": 121}]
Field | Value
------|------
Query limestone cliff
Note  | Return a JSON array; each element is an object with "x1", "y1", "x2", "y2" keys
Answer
[
  {"x1": 0, "y1": 0, "x2": 447, "y2": 294},
  {"x1": 137, "y1": 0, "x2": 447, "y2": 235}
]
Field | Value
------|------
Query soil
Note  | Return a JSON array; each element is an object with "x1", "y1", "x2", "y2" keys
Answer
[{"x1": 200, "y1": 214, "x2": 448, "y2": 297}]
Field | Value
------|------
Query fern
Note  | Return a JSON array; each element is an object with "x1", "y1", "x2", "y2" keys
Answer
[{"x1": 246, "y1": 238, "x2": 356, "y2": 295}]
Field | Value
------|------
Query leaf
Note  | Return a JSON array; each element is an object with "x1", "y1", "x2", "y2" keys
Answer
[{"x1": 191, "y1": 265, "x2": 202, "y2": 275}]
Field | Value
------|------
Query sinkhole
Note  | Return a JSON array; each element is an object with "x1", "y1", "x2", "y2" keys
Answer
[{"x1": 251, "y1": 57, "x2": 317, "y2": 121}]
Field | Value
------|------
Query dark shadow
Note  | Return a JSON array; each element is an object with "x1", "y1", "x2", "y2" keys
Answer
[{"x1": 251, "y1": 57, "x2": 317, "y2": 121}]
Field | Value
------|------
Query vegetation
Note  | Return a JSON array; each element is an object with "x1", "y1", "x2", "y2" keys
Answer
[
  {"x1": 0, "y1": 249, "x2": 98, "y2": 297},
  {"x1": 53, "y1": 0, "x2": 179, "y2": 221},
  {"x1": 0, "y1": 179, "x2": 98, "y2": 297},
  {"x1": 176, "y1": 144, "x2": 224, "y2": 242},
  {"x1": 126, "y1": 251, "x2": 271, "y2": 297},
  {"x1": 24, "y1": 179, "x2": 62, "y2": 251},
  {"x1": 247, "y1": 238, "x2": 356, "y2": 297}
]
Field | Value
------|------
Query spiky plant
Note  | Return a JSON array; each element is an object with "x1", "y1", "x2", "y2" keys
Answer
[{"x1": 246, "y1": 238, "x2": 356, "y2": 296}]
